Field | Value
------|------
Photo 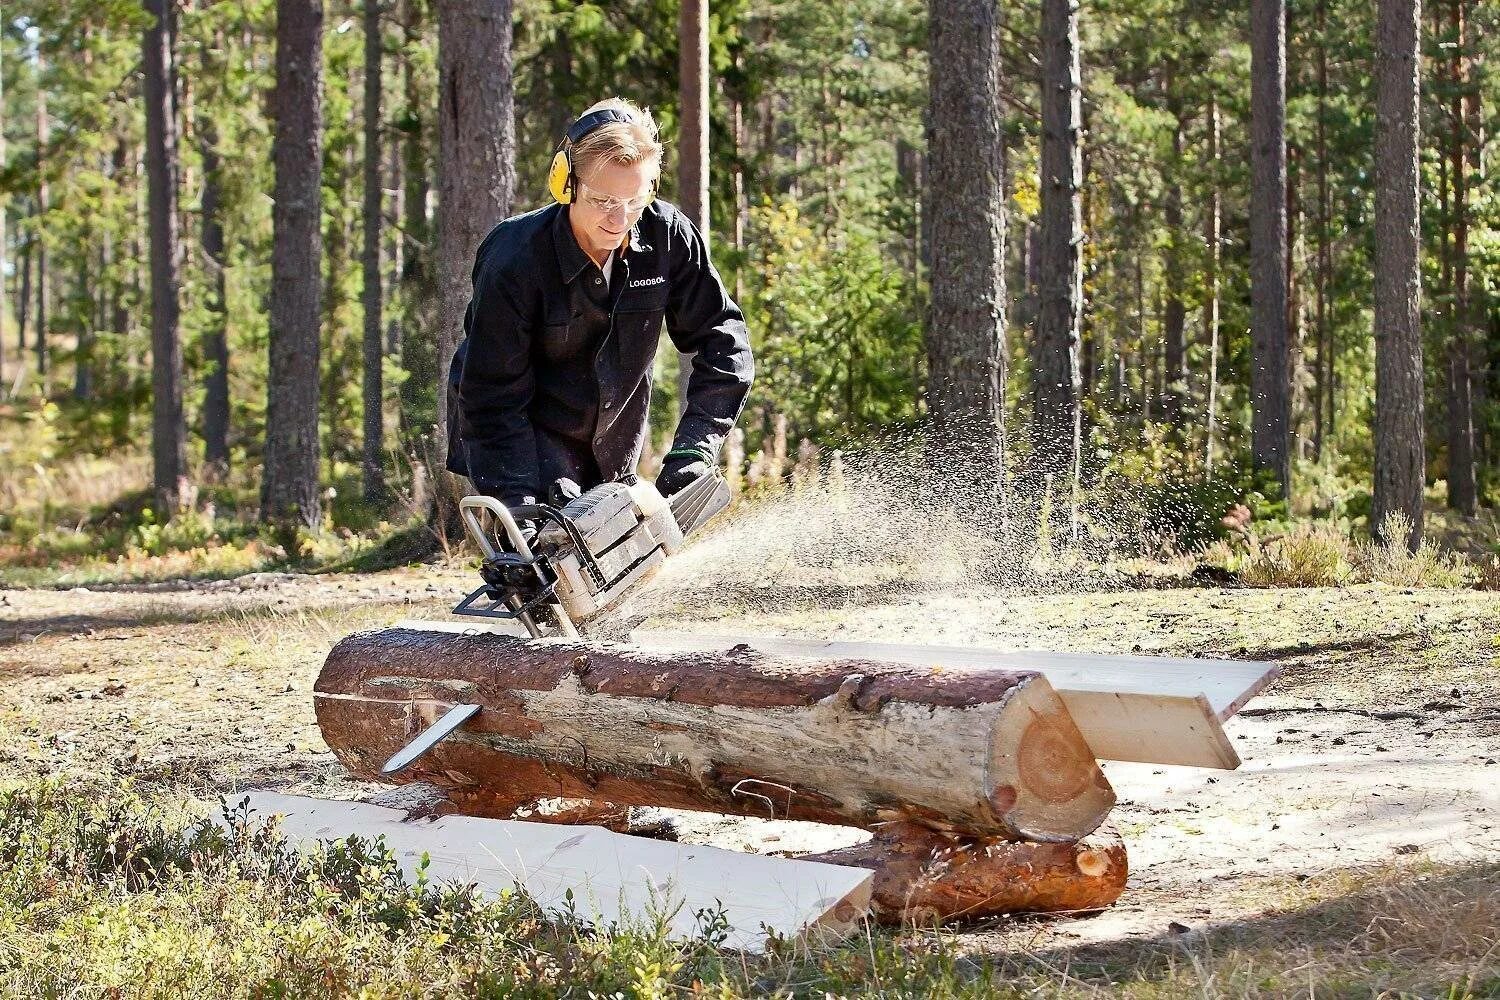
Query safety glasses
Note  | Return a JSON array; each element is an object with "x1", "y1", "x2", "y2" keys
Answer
[{"x1": 578, "y1": 182, "x2": 653, "y2": 216}]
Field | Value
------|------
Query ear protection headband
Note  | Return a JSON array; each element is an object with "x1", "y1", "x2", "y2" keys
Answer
[{"x1": 547, "y1": 108, "x2": 659, "y2": 206}]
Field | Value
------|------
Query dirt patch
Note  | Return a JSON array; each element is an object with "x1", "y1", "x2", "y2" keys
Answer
[{"x1": 2, "y1": 566, "x2": 1497, "y2": 953}]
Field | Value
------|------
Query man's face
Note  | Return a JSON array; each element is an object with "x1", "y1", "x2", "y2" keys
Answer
[{"x1": 570, "y1": 158, "x2": 657, "y2": 260}]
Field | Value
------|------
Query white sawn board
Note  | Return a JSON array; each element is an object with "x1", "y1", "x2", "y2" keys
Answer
[
  {"x1": 221, "y1": 792, "x2": 871, "y2": 952},
  {"x1": 627, "y1": 631, "x2": 1280, "y2": 770}
]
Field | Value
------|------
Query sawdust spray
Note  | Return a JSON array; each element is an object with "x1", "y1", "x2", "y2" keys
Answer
[{"x1": 607, "y1": 422, "x2": 1168, "y2": 637}]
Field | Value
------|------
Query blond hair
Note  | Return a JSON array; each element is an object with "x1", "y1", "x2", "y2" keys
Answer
[{"x1": 569, "y1": 98, "x2": 664, "y2": 183}]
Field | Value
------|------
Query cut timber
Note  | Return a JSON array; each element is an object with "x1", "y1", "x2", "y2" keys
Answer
[
  {"x1": 802, "y1": 822, "x2": 1127, "y2": 924},
  {"x1": 316, "y1": 626, "x2": 1115, "y2": 842},
  {"x1": 631, "y1": 630, "x2": 1281, "y2": 769},
  {"x1": 220, "y1": 792, "x2": 872, "y2": 951}
]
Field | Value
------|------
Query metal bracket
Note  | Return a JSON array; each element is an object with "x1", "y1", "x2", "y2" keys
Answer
[{"x1": 381, "y1": 703, "x2": 481, "y2": 775}]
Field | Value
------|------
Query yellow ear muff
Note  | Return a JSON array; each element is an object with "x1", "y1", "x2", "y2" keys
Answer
[{"x1": 548, "y1": 148, "x2": 575, "y2": 204}]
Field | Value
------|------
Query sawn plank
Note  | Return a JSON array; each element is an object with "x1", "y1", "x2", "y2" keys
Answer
[{"x1": 216, "y1": 791, "x2": 872, "y2": 952}]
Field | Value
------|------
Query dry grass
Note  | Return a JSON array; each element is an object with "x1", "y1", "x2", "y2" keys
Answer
[
  {"x1": 0, "y1": 776, "x2": 1494, "y2": 998},
  {"x1": 1215, "y1": 513, "x2": 1478, "y2": 590}
]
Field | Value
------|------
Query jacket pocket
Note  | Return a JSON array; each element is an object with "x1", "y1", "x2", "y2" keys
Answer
[{"x1": 539, "y1": 322, "x2": 586, "y2": 363}]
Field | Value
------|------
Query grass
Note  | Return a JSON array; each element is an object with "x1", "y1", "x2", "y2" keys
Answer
[
  {"x1": 1210, "y1": 512, "x2": 1479, "y2": 590},
  {"x1": 0, "y1": 778, "x2": 1495, "y2": 998}
]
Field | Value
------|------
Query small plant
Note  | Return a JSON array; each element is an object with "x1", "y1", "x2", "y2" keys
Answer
[
  {"x1": 1357, "y1": 512, "x2": 1470, "y2": 589},
  {"x1": 1234, "y1": 521, "x2": 1355, "y2": 588}
]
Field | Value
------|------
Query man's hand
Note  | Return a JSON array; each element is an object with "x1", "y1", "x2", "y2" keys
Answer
[{"x1": 656, "y1": 450, "x2": 711, "y2": 497}]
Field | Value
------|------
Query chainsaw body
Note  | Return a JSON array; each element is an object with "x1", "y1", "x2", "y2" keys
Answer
[{"x1": 453, "y1": 473, "x2": 729, "y2": 638}]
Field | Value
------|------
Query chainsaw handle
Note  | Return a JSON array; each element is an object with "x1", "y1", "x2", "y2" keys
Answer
[{"x1": 458, "y1": 496, "x2": 537, "y2": 562}]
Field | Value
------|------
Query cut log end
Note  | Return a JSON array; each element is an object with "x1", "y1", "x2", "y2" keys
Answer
[
  {"x1": 985, "y1": 679, "x2": 1116, "y2": 842},
  {"x1": 803, "y1": 822, "x2": 1128, "y2": 924}
]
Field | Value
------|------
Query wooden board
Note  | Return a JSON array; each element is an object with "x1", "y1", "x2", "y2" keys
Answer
[
  {"x1": 218, "y1": 792, "x2": 872, "y2": 952},
  {"x1": 628, "y1": 631, "x2": 1279, "y2": 770},
  {"x1": 392, "y1": 620, "x2": 1277, "y2": 769}
]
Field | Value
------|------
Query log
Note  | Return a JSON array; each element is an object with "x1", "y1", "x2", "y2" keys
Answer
[
  {"x1": 315, "y1": 627, "x2": 1115, "y2": 842},
  {"x1": 801, "y1": 822, "x2": 1127, "y2": 924}
]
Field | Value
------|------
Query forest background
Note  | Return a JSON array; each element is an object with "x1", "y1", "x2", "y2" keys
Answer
[{"x1": 0, "y1": 0, "x2": 1496, "y2": 585}]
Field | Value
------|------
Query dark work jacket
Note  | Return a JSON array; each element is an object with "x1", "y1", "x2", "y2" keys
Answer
[{"x1": 445, "y1": 200, "x2": 754, "y2": 505}]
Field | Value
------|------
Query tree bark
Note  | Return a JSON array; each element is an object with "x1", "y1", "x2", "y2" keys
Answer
[
  {"x1": 1250, "y1": 0, "x2": 1291, "y2": 498},
  {"x1": 199, "y1": 26, "x2": 231, "y2": 477},
  {"x1": 1205, "y1": 98, "x2": 1222, "y2": 477},
  {"x1": 398, "y1": 0, "x2": 434, "y2": 440},
  {"x1": 1032, "y1": 0, "x2": 1083, "y2": 486},
  {"x1": 314, "y1": 627, "x2": 1116, "y2": 842},
  {"x1": 802, "y1": 822, "x2": 1127, "y2": 923},
  {"x1": 35, "y1": 56, "x2": 48, "y2": 385},
  {"x1": 13, "y1": 232, "x2": 30, "y2": 398},
  {"x1": 363, "y1": 0, "x2": 387, "y2": 503},
  {"x1": 434, "y1": 0, "x2": 514, "y2": 507},
  {"x1": 0, "y1": 37, "x2": 7, "y2": 397},
  {"x1": 144, "y1": 0, "x2": 187, "y2": 515},
  {"x1": 676, "y1": 0, "x2": 709, "y2": 414},
  {"x1": 1313, "y1": 0, "x2": 1331, "y2": 462},
  {"x1": 262, "y1": 0, "x2": 325, "y2": 529},
  {"x1": 1162, "y1": 87, "x2": 1186, "y2": 429},
  {"x1": 1444, "y1": 0, "x2": 1476, "y2": 515},
  {"x1": 925, "y1": 0, "x2": 1006, "y2": 498},
  {"x1": 1372, "y1": 0, "x2": 1424, "y2": 548}
]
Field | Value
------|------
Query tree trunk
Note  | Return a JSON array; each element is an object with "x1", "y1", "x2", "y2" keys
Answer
[
  {"x1": 74, "y1": 253, "x2": 92, "y2": 401},
  {"x1": 363, "y1": 0, "x2": 387, "y2": 503},
  {"x1": 434, "y1": 0, "x2": 515, "y2": 503},
  {"x1": 1372, "y1": 0, "x2": 1424, "y2": 548},
  {"x1": 802, "y1": 822, "x2": 1126, "y2": 923},
  {"x1": 35, "y1": 58, "x2": 48, "y2": 385},
  {"x1": 1250, "y1": 0, "x2": 1291, "y2": 498},
  {"x1": 676, "y1": 0, "x2": 708, "y2": 415},
  {"x1": 925, "y1": 0, "x2": 1006, "y2": 498},
  {"x1": 314, "y1": 627, "x2": 1116, "y2": 842},
  {"x1": 262, "y1": 0, "x2": 325, "y2": 529},
  {"x1": 0, "y1": 38, "x2": 7, "y2": 397},
  {"x1": 1444, "y1": 0, "x2": 1476, "y2": 515},
  {"x1": 1032, "y1": 0, "x2": 1083, "y2": 487},
  {"x1": 398, "y1": 0, "x2": 434, "y2": 440},
  {"x1": 1313, "y1": 0, "x2": 1330, "y2": 462},
  {"x1": 199, "y1": 27, "x2": 230, "y2": 477},
  {"x1": 1205, "y1": 98, "x2": 1222, "y2": 477},
  {"x1": 13, "y1": 233, "x2": 30, "y2": 398},
  {"x1": 1162, "y1": 89, "x2": 1186, "y2": 429},
  {"x1": 143, "y1": 0, "x2": 187, "y2": 515}
]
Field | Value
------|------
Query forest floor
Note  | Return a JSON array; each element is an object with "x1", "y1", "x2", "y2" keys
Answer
[{"x1": 3, "y1": 552, "x2": 1498, "y2": 994}]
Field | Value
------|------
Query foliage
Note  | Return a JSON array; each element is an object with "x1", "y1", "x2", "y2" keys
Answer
[
  {"x1": 0, "y1": 778, "x2": 1495, "y2": 996},
  {"x1": 0, "y1": 0, "x2": 1495, "y2": 573},
  {"x1": 738, "y1": 200, "x2": 924, "y2": 446}
]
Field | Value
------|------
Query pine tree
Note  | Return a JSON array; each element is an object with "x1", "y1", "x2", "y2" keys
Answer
[
  {"x1": 676, "y1": 0, "x2": 709, "y2": 413},
  {"x1": 925, "y1": 0, "x2": 1006, "y2": 499},
  {"x1": 434, "y1": 0, "x2": 515, "y2": 499},
  {"x1": 1032, "y1": 0, "x2": 1082, "y2": 487},
  {"x1": 362, "y1": 0, "x2": 387, "y2": 503},
  {"x1": 262, "y1": 0, "x2": 325, "y2": 529},
  {"x1": 143, "y1": 0, "x2": 187, "y2": 514},
  {"x1": 1250, "y1": 0, "x2": 1292, "y2": 499},
  {"x1": 1372, "y1": 0, "x2": 1424, "y2": 548}
]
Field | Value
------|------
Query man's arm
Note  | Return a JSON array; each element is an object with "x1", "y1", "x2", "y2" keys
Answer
[
  {"x1": 663, "y1": 213, "x2": 755, "y2": 470},
  {"x1": 456, "y1": 261, "x2": 541, "y2": 506}
]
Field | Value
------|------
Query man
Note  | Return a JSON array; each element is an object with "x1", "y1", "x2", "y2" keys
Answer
[{"x1": 445, "y1": 98, "x2": 754, "y2": 514}]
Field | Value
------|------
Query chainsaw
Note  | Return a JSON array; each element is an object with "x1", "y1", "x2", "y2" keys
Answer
[{"x1": 452, "y1": 471, "x2": 731, "y2": 639}]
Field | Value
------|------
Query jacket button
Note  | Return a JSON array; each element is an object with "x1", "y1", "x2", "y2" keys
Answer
[{"x1": 602, "y1": 401, "x2": 613, "y2": 410}]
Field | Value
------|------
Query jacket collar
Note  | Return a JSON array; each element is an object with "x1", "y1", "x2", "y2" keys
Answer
[
  {"x1": 554, "y1": 204, "x2": 652, "y2": 283},
  {"x1": 552, "y1": 205, "x2": 595, "y2": 285}
]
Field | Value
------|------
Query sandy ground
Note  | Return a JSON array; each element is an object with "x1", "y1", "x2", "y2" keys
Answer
[{"x1": 2, "y1": 566, "x2": 1497, "y2": 948}]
